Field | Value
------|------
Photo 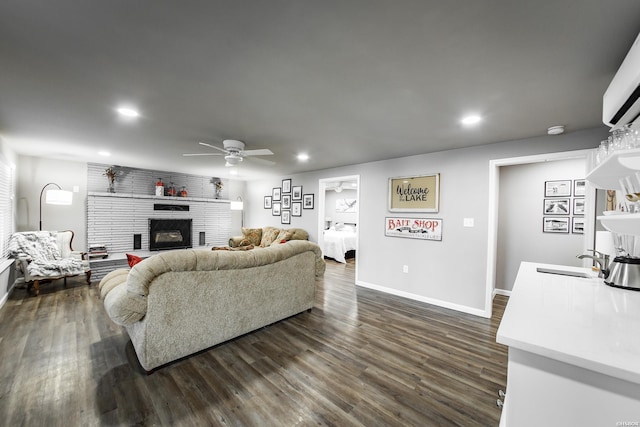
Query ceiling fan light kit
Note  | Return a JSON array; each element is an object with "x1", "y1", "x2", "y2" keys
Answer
[{"x1": 182, "y1": 139, "x2": 275, "y2": 167}]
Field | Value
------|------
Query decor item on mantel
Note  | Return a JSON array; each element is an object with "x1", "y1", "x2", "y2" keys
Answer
[
  {"x1": 211, "y1": 177, "x2": 223, "y2": 199},
  {"x1": 167, "y1": 182, "x2": 177, "y2": 197},
  {"x1": 155, "y1": 178, "x2": 164, "y2": 197},
  {"x1": 180, "y1": 186, "x2": 188, "y2": 197},
  {"x1": 104, "y1": 166, "x2": 119, "y2": 193}
]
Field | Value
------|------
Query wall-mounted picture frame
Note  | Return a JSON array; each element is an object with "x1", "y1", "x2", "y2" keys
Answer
[
  {"x1": 573, "y1": 179, "x2": 586, "y2": 197},
  {"x1": 573, "y1": 198, "x2": 585, "y2": 215},
  {"x1": 544, "y1": 180, "x2": 571, "y2": 197},
  {"x1": 572, "y1": 217, "x2": 585, "y2": 234},
  {"x1": 292, "y1": 185, "x2": 302, "y2": 200},
  {"x1": 544, "y1": 198, "x2": 570, "y2": 215},
  {"x1": 292, "y1": 202, "x2": 302, "y2": 217},
  {"x1": 282, "y1": 179, "x2": 292, "y2": 194},
  {"x1": 543, "y1": 217, "x2": 569, "y2": 233},
  {"x1": 388, "y1": 174, "x2": 440, "y2": 212},
  {"x1": 384, "y1": 217, "x2": 443, "y2": 241},
  {"x1": 303, "y1": 194, "x2": 314, "y2": 209},
  {"x1": 272, "y1": 187, "x2": 281, "y2": 201},
  {"x1": 264, "y1": 196, "x2": 272, "y2": 209},
  {"x1": 282, "y1": 194, "x2": 291, "y2": 210},
  {"x1": 281, "y1": 210, "x2": 291, "y2": 224},
  {"x1": 272, "y1": 202, "x2": 281, "y2": 216}
]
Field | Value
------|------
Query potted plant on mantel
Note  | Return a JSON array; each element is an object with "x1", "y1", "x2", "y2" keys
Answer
[
  {"x1": 103, "y1": 166, "x2": 119, "y2": 193},
  {"x1": 211, "y1": 177, "x2": 223, "y2": 199}
]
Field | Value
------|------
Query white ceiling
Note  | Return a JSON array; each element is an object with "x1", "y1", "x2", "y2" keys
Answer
[{"x1": 1, "y1": 1, "x2": 639, "y2": 180}]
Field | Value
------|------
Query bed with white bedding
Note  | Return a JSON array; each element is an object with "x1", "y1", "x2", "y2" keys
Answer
[{"x1": 322, "y1": 224, "x2": 357, "y2": 263}]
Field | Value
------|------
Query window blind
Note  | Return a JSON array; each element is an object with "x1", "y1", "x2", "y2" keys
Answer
[{"x1": 0, "y1": 155, "x2": 14, "y2": 258}]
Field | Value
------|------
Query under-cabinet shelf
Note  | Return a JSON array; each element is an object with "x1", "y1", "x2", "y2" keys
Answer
[{"x1": 586, "y1": 148, "x2": 640, "y2": 189}]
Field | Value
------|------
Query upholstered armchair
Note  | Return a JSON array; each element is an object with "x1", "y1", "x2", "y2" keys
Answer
[{"x1": 8, "y1": 230, "x2": 91, "y2": 296}]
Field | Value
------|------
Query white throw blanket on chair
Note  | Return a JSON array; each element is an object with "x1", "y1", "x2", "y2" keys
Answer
[{"x1": 8, "y1": 231, "x2": 85, "y2": 277}]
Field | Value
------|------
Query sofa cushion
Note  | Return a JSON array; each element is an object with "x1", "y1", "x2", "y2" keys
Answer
[
  {"x1": 270, "y1": 229, "x2": 293, "y2": 246},
  {"x1": 260, "y1": 226, "x2": 281, "y2": 247},
  {"x1": 241, "y1": 227, "x2": 263, "y2": 246},
  {"x1": 126, "y1": 254, "x2": 143, "y2": 268}
]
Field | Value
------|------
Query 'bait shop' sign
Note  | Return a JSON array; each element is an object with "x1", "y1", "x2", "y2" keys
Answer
[{"x1": 385, "y1": 217, "x2": 442, "y2": 241}]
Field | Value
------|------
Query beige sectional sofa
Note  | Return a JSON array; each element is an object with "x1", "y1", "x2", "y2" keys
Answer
[{"x1": 99, "y1": 240, "x2": 325, "y2": 371}]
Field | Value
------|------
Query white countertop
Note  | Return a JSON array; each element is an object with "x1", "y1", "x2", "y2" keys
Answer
[{"x1": 497, "y1": 261, "x2": 640, "y2": 384}]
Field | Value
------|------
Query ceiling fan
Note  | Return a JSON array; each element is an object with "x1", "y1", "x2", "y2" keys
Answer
[{"x1": 183, "y1": 140, "x2": 275, "y2": 167}]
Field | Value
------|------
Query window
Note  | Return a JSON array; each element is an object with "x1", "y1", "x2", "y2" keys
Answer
[{"x1": 0, "y1": 155, "x2": 14, "y2": 258}]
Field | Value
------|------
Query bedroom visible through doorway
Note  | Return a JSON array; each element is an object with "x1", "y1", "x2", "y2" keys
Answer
[{"x1": 317, "y1": 175, "x2": 360, "y2": 265}]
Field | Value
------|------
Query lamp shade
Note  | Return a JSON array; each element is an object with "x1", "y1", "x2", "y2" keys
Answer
[
  {"x1": 230, "y1": 200, "x2": 244, "y2": 211},
  {"x1": 45, "y1": 189, "x2": 73, "y2": 205}
]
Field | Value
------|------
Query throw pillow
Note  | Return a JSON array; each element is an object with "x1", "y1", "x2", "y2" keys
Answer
[
  {"x1": 270, "y1": 229, "x2": 293, "y2": 246},
  {"x1": 241, "y1": 227, "x2": 263, "y2": 246},
  {"x1": 126, "y1": 253, "x2": 143, "y2": 267},
  {"x1": 259, "y1": 227, "x2": 281, "y2": 247}
]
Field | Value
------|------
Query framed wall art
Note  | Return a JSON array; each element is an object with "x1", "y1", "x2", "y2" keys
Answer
[
  {"x1": 272, "y1": 202, "x2": 281, "y2": 216},
  {"x1": 303, "y1": 194, "x2": 314, "y2": 209},
  {"x1": 543, "y1": 198, "x2": 570, "y2": 215},
  {"x1": 282, "y1": 194, "x2": 291, "y2": 209},
  {"x1": 292, "y1": 202, "x2": 302, "y2": 217},
  {"x1": 292, "y1": 185, "x2": 302, "y2": 200},
  {"x1": 573, "y1": 179, "x2": 586, "y2": 196},
  {"x1": 272, "y1": 187, "x2": 281, "y2": 201},
  {"x1": 572, "y1": 217, "x2": 585, "y2": 234},
  {"x1": 384, "y1": 217, "x2": 442, "y2": 241},
  {"x1": 544, "y1": 180, "x2": 571, "y2": 197},
  {"x1": 264, "y1": 196, "x2": 272, "y2": 209},
  {"x1": 281, "y1": 210, "x2": 291, "y2": 224},
  {"x1": 282, "y1": 179, "x2": 292, "y2": 194},
  {"x1": 543, "y1": 217, "x2": 569, "y2": 233},
  {"x1": 388, "y1": 174, "x2": 440, "y2": 212},
  {"x1": 573, "y1": 198, "x2": 585, "y2": 215}
]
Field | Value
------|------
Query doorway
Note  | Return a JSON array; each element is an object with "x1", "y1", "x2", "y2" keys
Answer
[
  {"x1": 485, "y1": 150, "x2": 595, "y2": 317},
  {"x1": 317, "y1": 175, "x2": 360, "y2": 267}
]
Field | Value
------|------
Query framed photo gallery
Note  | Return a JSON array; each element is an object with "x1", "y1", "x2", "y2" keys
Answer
[
  {"x1": 264, "y1": 178, "x2": 313, "y2": 224},
  {"x1": 542, "y1": 179, "x2": 585, "y2": 234}
]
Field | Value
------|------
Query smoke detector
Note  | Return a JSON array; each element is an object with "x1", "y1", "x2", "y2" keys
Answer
[{"x1": 547, "y1": 125, "x2": 565, "y2": 135}]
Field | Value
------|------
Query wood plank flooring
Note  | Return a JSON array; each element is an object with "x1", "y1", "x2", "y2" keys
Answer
[{"x1": 0, "y1": 259, "x2": 508, "y2": 426}]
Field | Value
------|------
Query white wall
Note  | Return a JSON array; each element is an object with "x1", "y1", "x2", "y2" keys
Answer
[
  {"x1": 16, "y1": 156, "x2": 88, "y2": 250},
  {"x1": 245, "y1": 127, "x2": 609, "y2": 316},
  {"x1": 325, "y1": 188, "x2": 358, "y2": 226},
  {"x1": 495, "y1": 159, "x2": 586, "y2": 292}
]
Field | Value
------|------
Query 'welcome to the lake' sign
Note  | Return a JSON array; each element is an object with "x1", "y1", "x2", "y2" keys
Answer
[{"x1": 388, "y1": 174, "x2": 440, "y2": 212}]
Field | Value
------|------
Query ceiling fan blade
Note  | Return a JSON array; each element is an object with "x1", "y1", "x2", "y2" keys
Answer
[
  {"x1": 246, "y1": 156, "x2": 276, "y2": 166},
  {"x1": 182, "y1": 153, "x2": 224, "y2": 157},
  {"x1": 198, "y1": 142, "x2": 228, "y2": 153},
  {"x1": 242, "y1": 149, "x2": 274, "y2": 156}
]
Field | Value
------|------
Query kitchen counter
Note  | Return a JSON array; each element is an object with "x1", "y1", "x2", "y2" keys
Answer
[{"x1": 496, "y1": 261, "x2": 640, "y2": 426}]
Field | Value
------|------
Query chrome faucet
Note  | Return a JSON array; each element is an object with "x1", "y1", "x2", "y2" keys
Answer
[{"x1": 577, "y1": 250, "x2": 610, "y2": 278}]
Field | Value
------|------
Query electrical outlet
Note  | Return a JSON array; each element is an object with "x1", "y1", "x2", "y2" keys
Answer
[
  {"x1": 403, "y1": 265, "x2": 409, "y2": 273},
  {"x1": 463, "y1": 218, "x2": 474, "y2": 227}
]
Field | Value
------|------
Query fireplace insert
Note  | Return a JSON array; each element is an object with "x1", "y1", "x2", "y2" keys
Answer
[{"x1": 149, "y1": 218, "x2": 192, "y2": 251}]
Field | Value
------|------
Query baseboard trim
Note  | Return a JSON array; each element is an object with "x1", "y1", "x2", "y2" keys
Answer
[
  {"x1": 356, "y1": 280, "x2": 489, "y2": 318},
  {"x1": 493, "y1": 288, "x2": 512, "y2": 298}
]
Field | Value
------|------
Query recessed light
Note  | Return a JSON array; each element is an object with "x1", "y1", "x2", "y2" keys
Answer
[
  {"x1": 461, "y1": 114, "x2": 482, "y2": 126},
  {"x1": 98, "y1": 151, "x2": 111, "y2": 157},
  {"x1": 115, "y1": 106, "x2": 140, "y2": 118},
  {"x1": 297, "y1": 153, "x2": 309, "y2": 162}
]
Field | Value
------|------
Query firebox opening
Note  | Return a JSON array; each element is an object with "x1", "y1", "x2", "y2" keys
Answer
[{"x1": 149, "y1": 218, "x2": 192, "y2": 251}]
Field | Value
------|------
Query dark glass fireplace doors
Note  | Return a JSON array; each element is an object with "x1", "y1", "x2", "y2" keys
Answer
[{"x1": 149, "y1": 218, "x2": 192, "y2": 251}]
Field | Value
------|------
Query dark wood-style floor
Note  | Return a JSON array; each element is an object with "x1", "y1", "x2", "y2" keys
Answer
[{"x1": 0, "y1": 259, "x2": 508, "y2": 426}]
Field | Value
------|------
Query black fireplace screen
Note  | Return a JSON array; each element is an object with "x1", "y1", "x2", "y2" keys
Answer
[{"x1": 149, "y1": 218, "x2": 192, "y2": 250}]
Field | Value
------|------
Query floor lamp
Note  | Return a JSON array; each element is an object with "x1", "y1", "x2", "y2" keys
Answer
[
  {"x1": 230, "y1": 196, "x2": 244, "y2": 228},
  {"x1": 39, "y1": 182, "x2": 73, "y2": 230}
]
